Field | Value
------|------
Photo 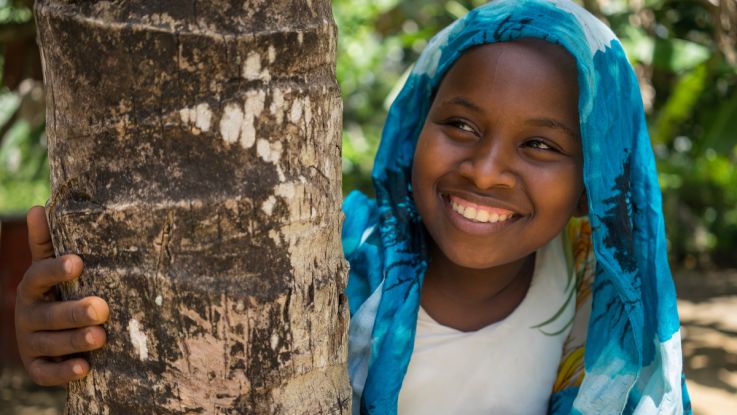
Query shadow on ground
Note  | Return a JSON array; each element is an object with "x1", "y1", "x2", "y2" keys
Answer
[{"x1": 676, "y1": 268, "x2": 737, "y2": 414}]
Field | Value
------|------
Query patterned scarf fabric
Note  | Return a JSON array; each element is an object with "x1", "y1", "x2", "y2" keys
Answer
[{"x1": 341, "y1": 1, "x2": 691, "y2": 413}]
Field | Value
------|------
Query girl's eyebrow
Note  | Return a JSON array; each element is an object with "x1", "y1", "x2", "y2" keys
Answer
[
  {"x1": 440, "y1": 96, "x2": 484, "y2": 114},
  {"x1": 525, "y1": 118, "x2": 580, "y2": 141}
]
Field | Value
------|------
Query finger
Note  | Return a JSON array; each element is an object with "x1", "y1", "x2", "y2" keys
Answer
[
  {"x1": 26, "y1": 357, "x2": 90, "y2": 387},
  {"x1": 27, "y1": 206, "x2": 54, "y2": 261},
  {"x1": 18, "y1": 255, "x2": 83, "y2": 300},
  {"x1": 24, "y1": 297, "x2": 109, "y2": 331},
  {"x1": 26, "y1": 326, "x2": 107, "y2": 358}
]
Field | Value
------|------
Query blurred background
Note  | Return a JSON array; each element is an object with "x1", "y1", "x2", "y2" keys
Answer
[{"x1": 0, "y1": 0, "x2": 735, "y2": 413}]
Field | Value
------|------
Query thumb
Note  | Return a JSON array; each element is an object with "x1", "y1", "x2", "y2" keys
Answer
[{"x1": 26, "y1": 206, "x2": 55, "y2": 261}]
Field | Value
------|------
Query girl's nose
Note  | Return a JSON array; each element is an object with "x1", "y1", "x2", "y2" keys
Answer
[{"x1": 458, "y1": 139, "x2": 517, "y2": 190}]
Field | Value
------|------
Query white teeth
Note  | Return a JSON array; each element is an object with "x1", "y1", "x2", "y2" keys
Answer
[
  {"x1": 464, "y1": 207, "x2": 477, "y2": 220},
  {"x1": 450, "y1": 200, "x2": 513, "y2": 224}
]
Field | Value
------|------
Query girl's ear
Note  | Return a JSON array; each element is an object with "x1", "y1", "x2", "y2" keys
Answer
[{"x1": 574, "y1": 190, "x2": 588, "y2": 217}]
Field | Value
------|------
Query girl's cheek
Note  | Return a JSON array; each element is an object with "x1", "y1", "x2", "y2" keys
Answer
[{"x1": 414, "y1": 134, "x2": 439, "y2": 167}]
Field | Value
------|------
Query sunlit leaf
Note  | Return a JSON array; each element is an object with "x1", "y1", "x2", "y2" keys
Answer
[
  {"x1": 652, "y1": 63, "x2": 709, "y2": 144},
  {"x1": 652, "y1": 38, "x2": 711, "y2": 73},
  {"x1": 700, "y1": 90, "x2": 737, "y2": 154}
]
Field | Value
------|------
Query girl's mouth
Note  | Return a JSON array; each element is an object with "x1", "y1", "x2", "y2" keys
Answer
[
  {"x1": 441, "y1": 194, "x2": 521, "y2": 232},
  {"x1": 447, "y1": 195, "x2": 514, "y2": 223},
  {"x1": 449, "y1": 196, "x2": 515, "y2": 224}
]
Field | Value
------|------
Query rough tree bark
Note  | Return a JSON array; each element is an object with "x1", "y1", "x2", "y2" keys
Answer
[{"x1": 35, "y1": 1, "x2": 349, "y2": 413}]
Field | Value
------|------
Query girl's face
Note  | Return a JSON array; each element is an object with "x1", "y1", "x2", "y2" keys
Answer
[{"x1": 411, "y1": 40, "x2": 586, "y2": 270}]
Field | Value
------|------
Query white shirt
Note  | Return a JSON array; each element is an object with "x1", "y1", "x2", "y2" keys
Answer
[{"x1": 397, "y1": 235, "x2": 575, "y2": 415}]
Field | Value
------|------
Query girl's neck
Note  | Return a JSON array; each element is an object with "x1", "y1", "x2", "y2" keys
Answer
[{"x1": 420, "y1": 244, "x2": 535, "y2": 332}]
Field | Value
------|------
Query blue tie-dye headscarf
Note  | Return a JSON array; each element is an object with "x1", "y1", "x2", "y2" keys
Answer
[{"x1": 341, "y1": 0, "x2": 691, "y2": 413}]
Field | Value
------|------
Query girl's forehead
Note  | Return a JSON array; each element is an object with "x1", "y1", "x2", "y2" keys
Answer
[
  {"x1": 450, "y1": 39, "x2": 577, "y2": 83},
  {"x1": 436, "y1": 41, "x2": 579, "y2": 112}
]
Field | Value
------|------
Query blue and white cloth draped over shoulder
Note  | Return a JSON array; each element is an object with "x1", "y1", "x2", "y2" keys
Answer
[{"x1": 341, "y1": 0, "x2": 691, "y2": 413}]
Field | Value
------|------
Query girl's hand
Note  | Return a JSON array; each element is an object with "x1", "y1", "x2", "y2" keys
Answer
[{"x1": 14, "y1": 206, "x2": 110, "y2": 386}]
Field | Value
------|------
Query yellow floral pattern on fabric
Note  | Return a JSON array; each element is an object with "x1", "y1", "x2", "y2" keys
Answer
[
  {"x1": 553, "y1": 347, "x2": 585, "y2": 392},
  {"x1": 553, "y1": 218, "x2": 596, "y2": 393}
]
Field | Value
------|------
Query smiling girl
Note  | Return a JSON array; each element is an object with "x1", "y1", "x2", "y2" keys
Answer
[
  {"x1": 17, "y1": 0, "x2": 689, "y2": 414},
  {"x1": 384, "y1": 40, "x2": 587, "y2": 414},
  {"x1": 342, "y1": 0, "x2": 690, "y2": 413}
]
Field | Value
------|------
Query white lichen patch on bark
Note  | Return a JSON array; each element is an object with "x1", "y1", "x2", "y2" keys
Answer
[
  {"x1": 275, "y1": 182, "x2": 296, "y2": 200},
  {"x1": 257, "y1": 138, "x2": 282, "y2": 163},
  {"x1": 219, "y1": 103, "x2": 244, "y2": 144},
  {"x1": 128, "y1": 318, "x2": 149, "y2": 361},
  {"x1": 179, "y1": 103, "x2": 212, "y2": 134},
  {"x1": 268, "y1": 228, "x2": 281, "y2": 244},
  {"x1": 268, "y1": 45, "x2": 276, "y2": 63},
  {"x1": 261, "y1": 195, "x2": 277, "y2": 216},
  {"x1": 270, "y1": 87, "x2": 286, "y2": 124},
  {"x1": 242, "y1": 90, "x2": 266, "y2": 148},
  {"x1": 195, "y1": 104, "x2": 212, "y2": 132},
  {"x1": 303, "y1": 96, "x2": 313, "y2": 126},
  {"x1": 155, "y1": 295, "x2": 163, "y2": 306},
  {"x1": 289, "y1": 98, "x2": 303, "y2": 124},
  {"x1": 215, "y1": 91, "x2": 267, "y2": 149},
  {"x1": 242, "y1": 52, "x2": 271, "y2": 81},
  {"x1": 243, "y1": 52, "x2": 260, "y2": 78}
]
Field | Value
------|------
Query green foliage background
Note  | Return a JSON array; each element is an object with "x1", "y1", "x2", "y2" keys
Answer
[
  {"x1": 1, "y1": 0, "x2": 735, "y2": 266},
  {"x1": 0, "y1": 0, "x2": 47, "y2": 214},
  {"x1": 334, "y1": 0, "x2": 737, "y2": 267}
]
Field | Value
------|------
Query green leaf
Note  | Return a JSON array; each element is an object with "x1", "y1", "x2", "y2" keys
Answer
[
  {"x1": 619, "y1": 26, "x2": 654, "y2": 66},
  {"x1": 652, "y1": 38, "x2": 711, "y2": 73},
  {"x1": 652, "y1": 63, "x2": 709, "y2": 144},
  {"x1": 700, "y1": 90, "x2": 737, "y2": 155}
]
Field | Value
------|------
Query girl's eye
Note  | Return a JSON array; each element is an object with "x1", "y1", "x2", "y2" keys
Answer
[
  {"x1": 525, "y1": 139, "x2": 559, "y2": 152},
  {"x1": 447, "y1": 119, "x2": 477, "y2": 135}
]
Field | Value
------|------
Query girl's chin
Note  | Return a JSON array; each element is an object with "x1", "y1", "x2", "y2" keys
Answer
[
  {"x1": 433, "y1": 243, "x2": 535, "y2": 272},
  {"x1": 442, "y1": 250, "x2": 512, "y2": 271}
]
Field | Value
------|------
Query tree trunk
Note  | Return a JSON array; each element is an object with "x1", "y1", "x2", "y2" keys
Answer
[{"x1": 35, "y1": 1, "x2": 349, "y2": 413}]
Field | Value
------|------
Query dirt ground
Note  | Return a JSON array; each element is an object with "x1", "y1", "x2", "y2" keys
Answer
[
  {"x1": 1, "y1": 268, "x2": 735, "y2": 414},
  {"x1": 675, "y1": 268, "x2": 737, "y2": 414}
]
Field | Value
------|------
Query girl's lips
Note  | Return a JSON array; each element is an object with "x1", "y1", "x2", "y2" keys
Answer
[
  {"x1": 448, "y1": 195, "x2": 516, "y2": 219},
  {"x1": 439, "y1": 193, "x2": 521, "y2": 234}
]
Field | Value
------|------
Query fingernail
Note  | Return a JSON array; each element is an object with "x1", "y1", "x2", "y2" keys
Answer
[
  {"x1": 85, "y1": 332, "x2": 95, "y2": 346},
  {"x1": 86, "y1": 305, "x2": 98, "y2": 322},
  {"x1": 63, "y1": 258, "x2": 75, "y2": 274},
  {"x1": 72, "y1": 364, "x2": 84, "y2": 375}
]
